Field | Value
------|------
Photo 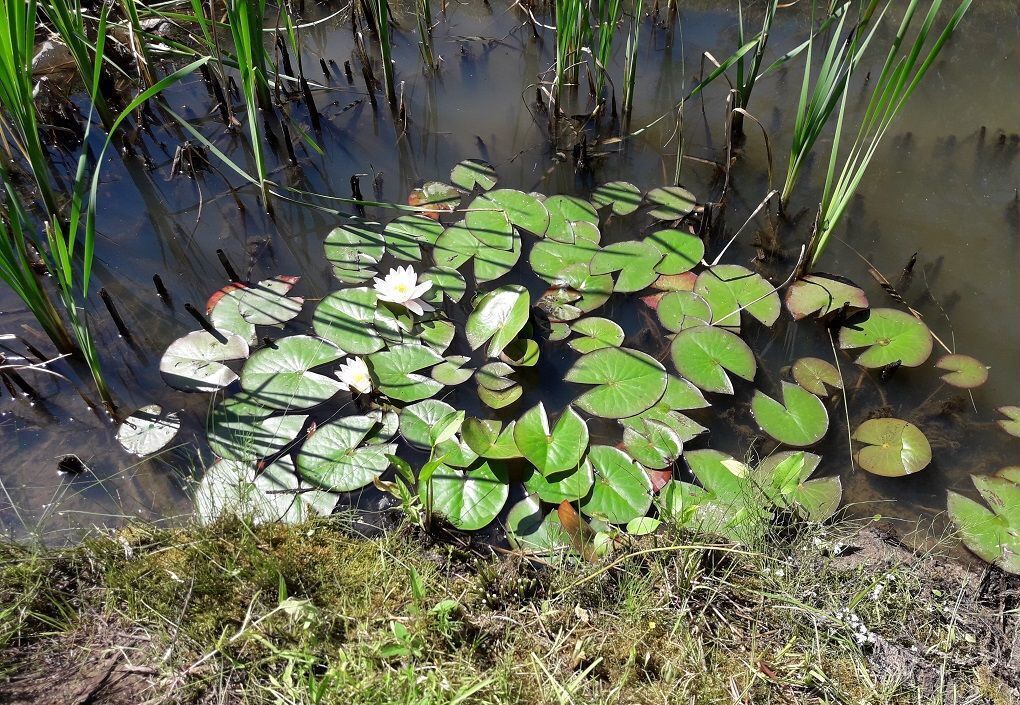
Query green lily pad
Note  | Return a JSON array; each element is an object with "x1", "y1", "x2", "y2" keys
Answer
[
  {"x1": 464, "y1": 194, "x2": 514, "y2": 250},
  {"x1": 475, "y1": 362, "x2": 522, "y2": 409},
  {"x1": 529, "y1": 239, "x2": 600, "y2": 282},
  {"x1": 694, "y1": 264, "x2": 780, "y2": 328},
  {"x1": 478, "y1": 384, "x2": 522, "y2": 409},
  {"x1": 424, "y1": 460, "x2": 509, "y2": 531},
  {"x1": 399, "y1": 399, "x2": 457, "y2": 449},
  {"x1": 368, "y1": 343, "x2": 444, "y2": 402},
  {"x1": 948, "y1": 476, "x2": 1020, "y2": 575},
  {"x1": 196, "y1": 457, "x2": 333, "y2": 525},
  {"x1": 581, "y1": 445, "x2": 653, "y2": 524},
  {"x1": 852, "y1": 418, "x2": 931, "y2": 477},
  {"x1": 505, "y1": 495, "x2": 570, "y2": 555},
  {"x1": 209, "y1": 287, "x2": 257, "y2": 344},
  {"x1": 756, "y1": 451, "x2": 841, "y2": 522},
  {"x1": 524, "y1": 459, "x2": 595, "y2": 504},
  {"x1": 312, "y1": 287, "x2": 384, "y2": 355},
  {"x1": 465, "y1": 285, "x2": 530, "y2": 356},
  {"x1": 620, "y1": 406, "x2": 706, "y2": 445},
  {"x1": 431, "y1": 355, "x2": 474, "y2": 385},
  {"x1": 325, "y1": 218, "x2": 385, "y2": 282},
  {"x1": 784, "y1": 274, "x2": 868, "y2": 320},
  {"x1": 656, "y1": 291, "x2": 711, "y2": 333},
  {"x1": 997, "y1": 407, "x2": 1020, "y2": 438},
  {"x1": 462, "y1": 419, "x2": 521, "y2": 459},
  {"x1": 670, "y1": 325, "x2": 756, "y2": 394},
  {"x1": 568, "y1": 317, "x2": 624, "y2": 353},
  {"x1": 660, "y1": 374, "x2": 710, "y2": 410},
  {"x1": 384, "y1": 215, "x2": 444, "y2": 260},
  {"x1": 296, "y1": 414, "x2": 396, "y2": 491},
  {"x1": 591, "y1": 181, "x2": 642, "y2": 215},
  {"x1": 543, "y1": 195, "x2": 599, "y2": 242},
  {"x1": 421, "y1": 267, "x2": 467, "y2": 304},
  {"x1": 566, "y1": 346, "x2": 668, "y2": 419},
  {"x1": 590, "y1": 240, "x2": 663, "y2": 293},
  {"x1": 622, "y1": 418, "x2": 683, "y2": 469},
  {"x1": 792, "y1": 357, "x2": 843, "y2": 396},
  {"x1": 557, "y1": 264, "x2": 613, "y2": 313},
  {"x1": 208, "y1": 395, "x2": 308, "y2": 462},
  {"x1": 645, "y1": 186, "x2": 696, "y2": 220},
  {"x1": 408, "y1": 181, "x2": 461, "y2": 213},
  {"x1": 116, "y1": 405, "x2": 181, "y2": 456},
  {"x1": 240, "y1": 335, "x2": 344, "y2": 410},
  {"x1": 997, "y1": 467, "x2": 1020, "y2": 483},
  {"x1": 433, "y1": 222, "x2": 481, "y2": 270},
  {"x1": 160, "y1": 330, "x2": 250, "y2": 393},
  {"x1": 234, "y1": 276, "x2": 304, "y2": 326},
  {"x1": 751, "y1": 382, "x2": 829, "y2": 447},
  {"x1": 478, "y1": 189, "x2": 550, "y2": 236},
  {"x1": 839, "y1": 308, "x2": 933, "y2": 368},
  {"x1": 450, "y1": 159, "x2": 498, "y2": 191},
  {"x1": 935, "y1": 354, "x2": 988, "y2": 389},
  {"x1": 513, "y1": 403, "x2": 589, "y2": 475},
  {"x1": 416, "y1": 319, "x2": 456, "y2": 354},
  {"x1": 536, "y1": 287, "x2": 582, "y2": 322},
  {"x1": 474, "y1": 230, "x2": 522, "y2": 284},
  {"x1": 647, "y1": 229, "x2": 704, "y2": 275}
]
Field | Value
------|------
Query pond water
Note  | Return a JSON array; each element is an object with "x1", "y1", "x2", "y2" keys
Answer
[{"x1": 1, "y1": 1, "x2": 1017, "y2": 543}]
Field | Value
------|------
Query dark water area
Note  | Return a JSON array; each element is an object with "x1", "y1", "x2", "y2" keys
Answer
[{"x1": 1, "y1": 1, "x2": 1017, "y2": 543}]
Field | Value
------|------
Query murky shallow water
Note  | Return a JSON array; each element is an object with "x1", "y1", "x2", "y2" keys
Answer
[{"x1": 1, "y1": 1, "x2": 1017, "y2": 543}]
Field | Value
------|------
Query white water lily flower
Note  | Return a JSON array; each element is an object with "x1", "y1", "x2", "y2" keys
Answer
[
  {"x1": 335, "y1": 357, "x2": 373, "y2": 395},
  {"x1": 373, "y1": 265, "x2": 434, "y2": 316}
]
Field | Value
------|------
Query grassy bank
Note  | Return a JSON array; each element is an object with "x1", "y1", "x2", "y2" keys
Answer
[{"x1": 1, "y1": 515, "x2": 1017, "y2": 704}]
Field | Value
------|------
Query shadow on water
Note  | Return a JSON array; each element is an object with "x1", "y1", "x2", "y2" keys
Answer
[{"x1": 1, "y1": 1, "x2": 1017, "y2": 543}]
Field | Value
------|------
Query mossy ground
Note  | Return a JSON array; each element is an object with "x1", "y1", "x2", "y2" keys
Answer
[{"x1": 1, "y1": 515, "x2": 1017, "y2": 705}]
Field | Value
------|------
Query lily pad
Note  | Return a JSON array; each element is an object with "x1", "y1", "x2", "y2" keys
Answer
[
  {"x1": 513, "y1": 403, "x2": 589, "y2": 475},
  {"x1": 208, "y1": 287, "x2": 257, "y2": 344},
  {"x1": 433, "y1": 222, "x2": 482, "y2": 270},
  {"x1": 647, "y1": 229, "x2": 704, "y2": 275},
  {"x1": 557, "y1": 264, "x2": 614, "y2": 313},
  {"x1": 839, "y1": 308, "x2": 933, "y2": 368},
  {"x1": 325, "y1": 218, "x2": 385, "y2": 282},
  {"x1": 160, "y1": 330, "x2": 250, "y2": 393},
  {"x1": 543, "y1": 195, "x2": 599, "y2": 243},
  {"x1": 465, "y1": 285, "x2": 530, "y2": 356},
  {"x1": 756, "y1": 451, "x2": 841, "y2": 522},
  {"x1": 529, "y1": 239, "x2": 600, "y2": 282},
  {"x1": 408, "y1": 181, "x2": 461, "y2": 215},
  {"x1": 424, "y1": 460, "x2": 510, "y2": 531},
  {"x1": 421, "y1": 267, "x2": 467, "y2": 304},
  {"x1": 313, "y1": 287, "x2": 384, "y2": 355},
  {"x1": 590, "y1": 240, "x2": 663, "y2": 293},
  {"x1": 935, "y1": 354, "x2": 988, "y2": 389},
  {"x1": 568, "y1": 317, "x2": 624, "y2": 353},
  {"x1": 464, "y1": 194, "x2": 514, "y2": 249},
  {"x1": 645, "y1": 186, "x2": 696, "y2": 220},
  {"x1": 997, "y1": 407, "x2": 1020, "y2": 438},
  {"x1": 208, "y1": 395, "x2": 308, "y2": 461},
  {"x1": 476, "y1": 189, "x2": 550, "y2": 236},
  {"x1": 670, "y1": 325, "x2": 756, "y2": 394},
  {"x1": 196, "y1": 457, "x2": 332, "y2": 525},
  {"x1": 656, "y1": 291, "x2": 711, "y2": 333},
  {"x1": 385, "y1": 215, "x2": 444, "y2": 260},
  {"x1": 450, "y1": 159, "x2": 498, "y2": 191},
  {"x1": 784, "y1": 274, "x2": 868, "y2": 320},
  {"x1": 524, "y1": 459, "x2": 594, "y2": 504},
  {"x1": 622, "y1": 418, "x2": 683, "y2": 469},
  {"x1": 400, "y1": 399, "x2": 458, "y2": 449},
  {"x1": 948, "y1": 476, "x2": 1020, "y2": 575},
  {"x1": 474, "y1": 230, "x2": 522, "y2": 284},
  {"x1": 591, "y1": 181, "x2": 642, "y2": 215},
  {"x1": 296, "y1": 414, "x2": 396, "y2": 491},
  {"x1": 752, "y1": 382, "x2": 829, "y2": 447},
  {"x1": 852, "y1": 418, "x2": 931, "y2": 477},
  {"x1": 792, "y1": 357, "x2": 843, "y2": 396},
  {"x1": 581, "y1": 445, "x2": 653, "y2": 524},
  {"x1": 240, "y1": 335, "x2": 344, "y2": 410},
  {"x1": 462, "y1": 419, "x2": 521, "y2": 459},
  {"x1": 500, "y1": 337, "x2": 540, "y2": 367},
  {"x1": 505, "y1": 495, "x2": 570, "y2": 554},
  {"x1": 116, "y1": 405, "x2": 181, "y2": 456},
  {"x1": 234, "y1": 276, "x2": 304, "y2": 326},
  {"x1": 431, "y1": 355, "x2": 474, "y2": 385},
  {"x1": 566, "y1": 347, "x2": 668, "y2": 419},
  {"x1": 368, "y1": 343, "x2": 444, "y2": 402},
  {"x1": 694, "y1": 264, "x2": 780, "y2": 328}
]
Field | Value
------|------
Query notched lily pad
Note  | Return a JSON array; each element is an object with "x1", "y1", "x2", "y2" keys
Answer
[
  {"x1": 424, "y1": 460, "x2": 510, "y2": 531},
  {"x1": 935, "y1": 354, "x2": 988, "y2": 389},
  {"x1": 694, "y1": 264, "x2": 780, "y2": 328},
  {"x1": 408, "y1": 181, "x2": 461, "y2": 216},
  {"x1": 240, "y1": 335, "x2": 344, "y2": 410},
  {"x1": 839, "y1": 308, "x2": 933, "y2": 368},
  {"x1": 852, "y1": 418, "x2": 931, "y2": 477},
  {"x1": 751, "y1": 382, "x2": 829, "y2": 447},
  {"x1": 117, "y1": 405, "x2": 181, "y2": 456},
  {"x1": 784, "y1": 274, "x2": 868, "y2": 320},
  {"x1": 792, "y1": 357, "x2": 843, "y2": 396},
  {"x1": 670, "y1": 325, "x2": 755, "y2": 394},
  {"x1": 160, "y1": 330, "x2": 250, "y2": 393},
  {"x1": 450, "y1": 159, "x2": 498, "y2": 191},
  {"x1": 566, "y1": 347, "x2": 668, "y2": 419},
  {"x1": 591, "y1": 181, "x2": 642, "y2": 215},
  {"x1": 997, "y1": 406, "x2": 1020, "y2": 438},
  {"x1": 645, "y1": 186, "x2": 697, "y2": 220}
]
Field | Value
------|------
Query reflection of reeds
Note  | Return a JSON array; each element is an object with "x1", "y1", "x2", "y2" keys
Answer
[
  {"x1": 810, "y1": 0, "x2": 972, "y2": 268},
  {"x1": 416, "y1": 0, "x2": 438, "y2": 73}
]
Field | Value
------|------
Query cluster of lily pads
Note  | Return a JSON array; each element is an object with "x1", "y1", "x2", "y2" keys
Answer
[{"x1": 117, "y1": 159, "x2": 1014, "y2": 568}]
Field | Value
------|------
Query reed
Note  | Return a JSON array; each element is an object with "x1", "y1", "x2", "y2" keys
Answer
[
  {"x1": 553, "y1": 0, "x2": 590, "y2": 108},
  {"x1": 415, "y1": 0, "x2": 438, "y2": 73},
  {"x1": 732, "y1": 0, "x2": 777, "y2": 138},
  {"x1": 809, "y1": 0, "x2": 971, "y2": 267},
  {"x1": 621, "y1": 0, "x2": 642, "y2": 120},
  {"x1": 593, "y1": 0, "x2": 623, "y2": 100},
  {"x1": 779, "y1": 1, "x2": 882, "y2": 209},
  {"x1": 367, "y1": 0, "x2": 397, "y2": 106}
]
